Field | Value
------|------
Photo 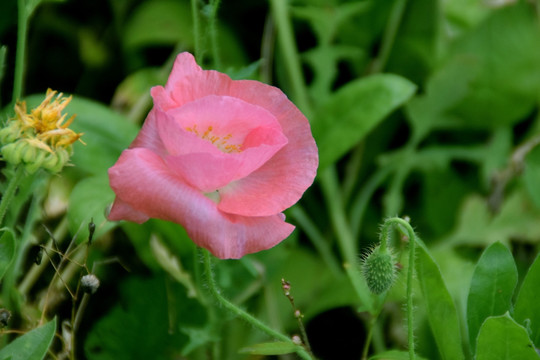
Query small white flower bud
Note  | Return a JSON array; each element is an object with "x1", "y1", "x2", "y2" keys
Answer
[{"x1": 81, "y1": 274, "x2": 100, "y2": 294}]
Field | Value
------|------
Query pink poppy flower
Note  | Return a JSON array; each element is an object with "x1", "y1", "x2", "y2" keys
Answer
[{"x1": 108, "y1": 52, "x2": 318, "y2": 259}]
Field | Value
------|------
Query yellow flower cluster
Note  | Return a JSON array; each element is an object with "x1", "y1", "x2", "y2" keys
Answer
[{"x1": 0, "y1": 89, "x2": 83, "y2": 173}]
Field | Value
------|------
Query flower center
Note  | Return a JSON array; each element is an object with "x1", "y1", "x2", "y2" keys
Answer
[{"x1": 185, "y1": 124, "x2": 242, "y2": 153}]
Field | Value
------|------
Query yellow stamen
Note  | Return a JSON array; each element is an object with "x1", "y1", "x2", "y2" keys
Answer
[{"x1": 186, "y1": 124, "x2": 242, "y2": 153}]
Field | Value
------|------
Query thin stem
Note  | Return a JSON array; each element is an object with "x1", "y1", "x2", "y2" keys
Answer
[
  {"x1": 268, "y1": 0, "x2": 311, "y2": 115},
  {"x1": 190, "y1": 0, "x2": 202, "y2": 61},
  {"x1": 380, "y1": 217, "x2": 416, "y2": 360},
  {"x1": 361, "y1": 315, "x2": 377, "y2": 360},
  {"x1": 0, "y1": 166, "x2": 25, "y2": 227},
  {"x1": 12, "y1": 0, "x2": 27, "y2": 102},
  {"x1": 208, "y1": 0, "x2": 222, "y2": 69},
  {"x1": 318, "y1": 167, "x2": 357, "y2": 264},
  {"x1": 368, "y1": 0, "x2": 407, "y2": 74},
  {"x1": 288, "y1": 205, "x2": 341, "y2": 277},
  {"x1": 201, "y1": 249, "x2": 313, "y2": 360}
]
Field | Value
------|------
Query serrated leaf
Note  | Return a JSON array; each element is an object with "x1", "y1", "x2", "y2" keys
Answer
[
  {"x1": 467, "y1": 242, "x2": 518, "y2": 352},
  {"x1": 476, "y1": 313, "x2": 540, "y2": 360},
  {"x1": 416, "y1": 245, "x2": 464, "y2": 360},
  {"x1": 239, "y1": 341, "x2": 301, "y2": 355},
  {"x1": 312, "y1": 73, "x2": 416, "y2": 169},
  {"x1": 0, "y1": 318, "x2": 56, "y2": 360},
  {"x1": 0, "y1": 228, "x2": 15, "y2": 281},
  {"x1": 514, "y1": 252, "x2": 540, "y2": 346}
]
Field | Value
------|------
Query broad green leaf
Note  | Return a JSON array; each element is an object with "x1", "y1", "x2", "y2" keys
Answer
[
  {"x1": 67, "y1": 175, "x2": 116, "y2": 243},
  {"x1": 476, "y1": 313, "x2": 540, "y2": 360},
  {"x1": 447, "y1": 2, "x2": 540, "y2": 128},
  {"x1": 514, "y1": 252, "x2": 540, "y2": 346},
  {"x1": 443, "y1": 191, "x2": 540, "y2": 247},
  {"x1": 524, "y1": 145, "x2": 540, "y2": 209},
  {"x1": 123, "y1": 0, "x2": 193, "y2": 49},
  {"x1": 369, "y1": 350, "x2": 428, "y2": 360},
  {"x1": 0, "y1": 317, "x2": 56, "y2": 360},
  {"x1": 467, "y1": 242, "x2": 518, "y2": 352},
  {"x1": 84, "y1": 275, "x2": 210, "y2": 359},
  {"x1": 239, "y1": 341, "x2": 301, "y2": 355},
  {"x1": 0, "y1": 228, "x2": 14, "y2": 281},
  {"x1": 416, "y1": 245, "x2": 464, "y2": 360},
  {"x1": 312, "y1": 73, "x2": 416, "y2": 169}
]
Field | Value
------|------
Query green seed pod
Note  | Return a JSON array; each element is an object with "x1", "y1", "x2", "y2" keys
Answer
[{"x1": 362, "y1": 245, "x2": 397, "y2": 294}]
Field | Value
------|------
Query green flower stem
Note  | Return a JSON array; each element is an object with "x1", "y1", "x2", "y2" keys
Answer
[
  {"x1": 380, "y1": 217, "x2": 417, "y2": 360},
  {"x1": 12, "y1": 0, "x2": 28, "y2": 102},
  {"x1": 368, "y1": 0, "x2": 407, "y2": 74},
  {"x1": 0, "y1": 166, "x2": 25, "y2": 227},
  {"x1": 190, "y1": 0, "x2": 202, "y2": 61},
  {"x1": 270, "y1": 0, "x2": 374, "y2": 317},
  {"x1": 209, "y1": 0, "x2": 222, "y2": 69},
  {"x1": 201, "y1": 249, "x2": 313, "y2": 360},
  {"x1": 268, "y1": 0, "x2": 311, "y2": 115},
  {"x1": 288, "y1": 205, "x2": 342, "y2": 277}
]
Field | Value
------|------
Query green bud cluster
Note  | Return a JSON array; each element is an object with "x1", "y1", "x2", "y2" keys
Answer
[
  {"x1": 0, "y1": 123, "x2": 72, "y2": 174},
  {"x1": 362, "y1": 245, "x2": 397, "y2": 294}
]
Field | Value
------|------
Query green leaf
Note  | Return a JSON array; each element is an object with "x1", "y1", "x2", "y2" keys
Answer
[
  {"x1": 447, "y1": 2, "x2": 540, "y2": 128},
  {"x1": 66, "y1": 97, "x2": 139, "y2": 176},
  {"x1": 476, "y1": 313, "x2": 540, "y2": 360},
  {"x1": 239, "y1": 341, "x2": 301, "y2": 355},
  {"x1": 123, "y1": 0, "x2": 193, "y2": 49},
  {"x1": 0, "y1": 228, "x2": 15, "y2": 281},
  {"x1": 67, "y1": 175, "x2": 116, "y2": 243},
  {"x1": 467, "y1": 242, "x2": 518, "y2": 352},
  {"x1": 443, "y1": 191, "x2": 540, "y2": 247},
  {"x1": 514, "y1": 252, "x2": 540, "y2": 346},
  {"x1": 524, "y1": 145, "x2": 540, "y2": 209},
  {"x1": 416, "y1": 245, "x2": 464, "y2": 360},
  {"x1": 369, "y1": 350, "x2": 428, "y2": 360},
  {"x1": 312, "y1": 73, "x2": 416, "y2": 169},
  {"x1": 84, "y1": 275, "x2": 210, "y2": 359},
  {"x1": 0, "y1": 317, "x2": 56, "y2": 360}
]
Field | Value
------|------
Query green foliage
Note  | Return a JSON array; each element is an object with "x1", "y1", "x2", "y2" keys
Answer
[
  {"x1": 0, "y1": 318, "x2": 56, "y2": 360},
  {"x1": 2, "y1": 0, "x2": 540, "y2": 359},
  {"x1": 239, "y1": 341, "x2": 303, "y2": 356},
  {"x1": 467, "y1": 242, "x2": 518, "y2": 352},
  {"x1": 416, "y1": 244, "x2": 464, "y2": 360},
  {"x1": 84, "y1": 275, "x2": 210, "y2": 359},
  {"x1": 476, "y1": 314, "x2": 539, "y2": 360},
  {"x1": 514, "y1": 253, "x2": 540, "y2": 346},
  {"x1": 312, "y1": 74, "x2": 416, "y2": 169},
  {"x1": 0, "y1": 229, "x2": 14, "y2": 281}
]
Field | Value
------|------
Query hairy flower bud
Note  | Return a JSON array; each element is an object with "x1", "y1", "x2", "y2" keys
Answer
[{"x1": 362, "y1": 245, "x2": 397, "y2": 294}]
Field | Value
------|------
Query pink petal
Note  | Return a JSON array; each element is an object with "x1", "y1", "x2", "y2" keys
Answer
[
  {"x1": 108, "y1": 197, "x2": 149, "y2": 223},
  {"x1": 149, "y1": 53, "x2": 318, "y2": 217},
  {"x1": 155, "y1": 95, "x2": 288, "y2": 192},
  {"x1": 218, "y1": 87, "x2": 318, "y2": 217},
  {"x1": 108, "y1": 147, "x2": 295, "y2": 259}
]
